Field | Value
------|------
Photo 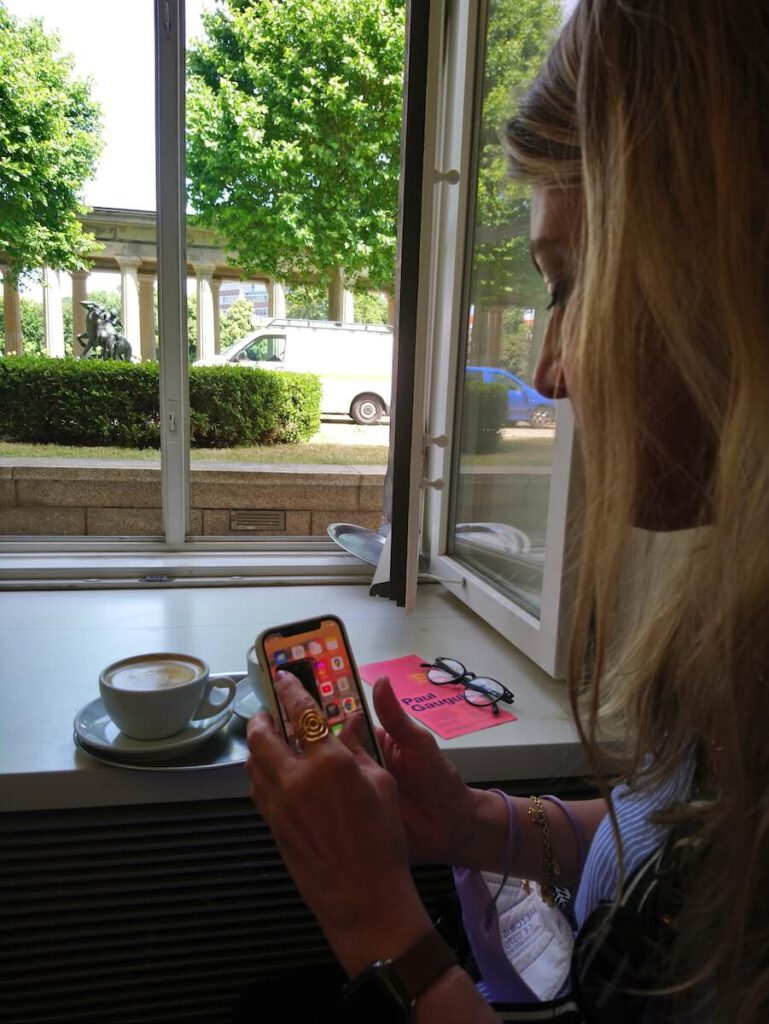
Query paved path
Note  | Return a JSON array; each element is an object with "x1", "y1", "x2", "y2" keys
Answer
[{"x1": 311, "y1": 419, "x2": 554, "y2": 447}]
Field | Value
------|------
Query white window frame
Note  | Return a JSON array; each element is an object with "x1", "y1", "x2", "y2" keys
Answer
[{"x1": 415, "y1": 0, "x2": 581, "y2": 677}]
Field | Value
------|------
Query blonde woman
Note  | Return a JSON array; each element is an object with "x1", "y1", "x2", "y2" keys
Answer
[{"x1": 244, "y1": 1, "x2": 769, "y2": 1020}]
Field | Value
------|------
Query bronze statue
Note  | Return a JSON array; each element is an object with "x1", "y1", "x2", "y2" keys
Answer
[{"x1": 77, "y1": 301, "x2": 133, "y2": 361}]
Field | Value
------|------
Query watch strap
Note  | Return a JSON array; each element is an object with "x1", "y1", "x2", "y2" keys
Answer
[{"x1": 389, "y1": 926, "x2": 458, "y2": 999}]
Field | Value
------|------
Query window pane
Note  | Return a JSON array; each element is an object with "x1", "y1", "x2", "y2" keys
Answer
[
  {"x1": 447, "y1": 0, "x2": 561, "y2": 618},
  {"x1": 0, "y1": 0, "x2": 160, "y2": 539},
  {"x1": 184, "y1": 0, "x2": 404, "y2": 541}
]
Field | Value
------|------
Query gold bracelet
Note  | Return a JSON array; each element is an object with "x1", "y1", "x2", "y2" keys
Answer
[{"x1": 527, "y1": 794, "x2": 561, "y2": 907}]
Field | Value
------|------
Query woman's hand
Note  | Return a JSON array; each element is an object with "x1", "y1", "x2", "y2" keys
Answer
[
  {"x1": 246, "y1": 673, "x2": 433, "y2": 976},
  {"x1": 372, "y1": 677, "x2": 477, "y2": 866}
]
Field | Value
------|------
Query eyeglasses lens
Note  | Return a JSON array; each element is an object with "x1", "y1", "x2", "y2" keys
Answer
[
  {"x1": 426, "y1": 658, "x2": 465, "y2": 684},
  {"x1": 463, "y1": 678, "x2": 505, "y2": 706}
]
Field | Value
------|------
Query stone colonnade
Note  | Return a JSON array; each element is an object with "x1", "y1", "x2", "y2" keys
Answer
[{"x1": 0, "y1": 264, "x2": 299, "y2": 360}]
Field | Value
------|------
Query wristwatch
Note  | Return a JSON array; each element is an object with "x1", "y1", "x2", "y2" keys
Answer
[{"x1": 341, "y1": 927, "x2": 458, "y2": 1022}]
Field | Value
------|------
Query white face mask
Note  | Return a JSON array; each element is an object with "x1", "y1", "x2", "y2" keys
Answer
[{"x1": 481, "y1": 872, "x2": 574, "y2": 1002}]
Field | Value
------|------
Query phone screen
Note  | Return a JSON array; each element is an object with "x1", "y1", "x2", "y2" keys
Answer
[{"x1": 261, "y1": 617, "x2": 379, "y2": 760}]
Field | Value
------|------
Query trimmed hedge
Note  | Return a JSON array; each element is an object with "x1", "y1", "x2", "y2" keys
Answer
[
  {"x1": 0, "y1": 357, "x2": 321, "y2": 448},
  {"x1": 460, "y1": 378, "x2": 510, "y2": 453}
]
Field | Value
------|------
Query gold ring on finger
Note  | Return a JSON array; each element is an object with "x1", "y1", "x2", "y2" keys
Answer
[{"x1": 295, "y1": 707, "x2": 330, "y2": 745}]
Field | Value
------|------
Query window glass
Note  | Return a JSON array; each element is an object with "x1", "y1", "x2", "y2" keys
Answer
[
  {"x1": 447, "y1": 0, "x2": 561, "y2": 618},
  {"x1": 184, "y1": 0, "x2": 405, "y2": 541},
  {"x1": 0, "y1": 0, "x2": 405, "y2": 547},
  {"x1": 0, "y1": 0, "x2": 160, "y2": 539}
]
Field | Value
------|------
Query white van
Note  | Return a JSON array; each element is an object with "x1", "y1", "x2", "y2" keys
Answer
[{"x1": 196, "y1": 318, "x2": 393, "y2": 424}]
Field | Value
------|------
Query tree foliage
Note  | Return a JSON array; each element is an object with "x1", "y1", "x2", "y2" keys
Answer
[
  {"x1": 186, "y1": 0, "x2": 405, "y2": 293},
  {"x1": 285, "y1": 283, "x2": 328, "y2": 322},
  {"x1": 220, "y1": 297, "x2": 255, "y2": 349},
  {"x1": 470, "y1": 0, "x2": 561, "y2": 310},
  {"x1": 0, "y1": 4, "x2": 103, "y2": 281}
]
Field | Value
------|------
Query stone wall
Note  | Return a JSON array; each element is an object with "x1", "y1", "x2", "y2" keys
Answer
[
  {"x1": 0, "y1": 459, "x2": 551, "y2": 539},
  {"x1": 0, "y1": 459, "x2": 385, "y2": 537}
]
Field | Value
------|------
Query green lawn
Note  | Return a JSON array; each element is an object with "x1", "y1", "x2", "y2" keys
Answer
[{"x1": 0, "y1": 434, "x2": 552, "y2": 467}]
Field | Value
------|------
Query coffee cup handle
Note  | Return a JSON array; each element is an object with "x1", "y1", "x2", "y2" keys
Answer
[{"x1": 192, "y1": 675, "x2": 237, "y2": 720}]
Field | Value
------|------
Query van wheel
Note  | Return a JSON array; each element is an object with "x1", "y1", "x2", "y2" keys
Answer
[{"x1": 351, "y1": 395, "x2": 385, "y2": 425}]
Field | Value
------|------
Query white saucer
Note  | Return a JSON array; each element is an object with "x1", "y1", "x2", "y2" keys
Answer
[
  {"x1": 234, "y1": 679, "x2": 264, "y2": 720},
  {"x1": 73, "y1": 697, "x2": 234, "y2": 763}
]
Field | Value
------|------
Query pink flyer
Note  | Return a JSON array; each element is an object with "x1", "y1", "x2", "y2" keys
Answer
[{"x1": 359, "y1": 654, "x2": 516, "y2": 740}]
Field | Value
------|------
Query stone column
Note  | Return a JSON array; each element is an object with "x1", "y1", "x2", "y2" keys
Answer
[
  {"x1": 267, "y1": 278, "x2": 286, "y2": 320},
  {"x1": 116, "y1": 256, "x2": 141, "y2": 360},
  {"x1": 138, "y1": 271, "x2": 156, "y2": 361},
  {"x1": 527, "y1": 306, "x2": 547, "y2": 381},
  {"x1": 386, "y1": 295, "x2": 396, "y2": 327},
  {"x1": 42, "y1": 267, "x2": 65, "y2": 357},
  {"x1": 71, "y1": 270, "x2": 88, "y2": 356},
  {"x1": 211, "y1": 277, "x2": 222, "y2": 353},
  {"x1": 1, "y1": 266, "x2": 23, "y2": 356},
  {"x1": 482, "y1": 310, "x2": 503, "y2": 365},
  {"x1": 341, "y1": 287, "x2": 355, "y2": 323},
  {"x1": 193, "y1": 262, "x2": 217, "y2": 361}
]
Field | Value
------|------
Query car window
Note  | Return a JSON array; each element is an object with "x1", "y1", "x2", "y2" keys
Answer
[{"x1": 243, "y1": 336, "x2": 286, "y2": 362}]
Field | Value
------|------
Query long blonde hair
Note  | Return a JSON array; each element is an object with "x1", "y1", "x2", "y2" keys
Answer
[{"x1": 507, "y1": 1, "x2": 769, "y2": 1018}]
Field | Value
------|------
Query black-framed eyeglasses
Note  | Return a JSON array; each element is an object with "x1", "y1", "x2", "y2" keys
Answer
[{"x1": 420, "y1": 658, "x2": 515, "y2": 715}]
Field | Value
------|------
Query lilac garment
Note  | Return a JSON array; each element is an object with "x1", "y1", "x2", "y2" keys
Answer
[
  {"x1": 454, "y1": 789, "x2": 540, "y2": 1002},
  {"x1": 574, "y1": 757, "x2": 696, "y2": 928}
]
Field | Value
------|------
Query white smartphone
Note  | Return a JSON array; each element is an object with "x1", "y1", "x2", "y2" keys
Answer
[{"x1": 255, "y1": 613, "x2": 383, "y2": 763}]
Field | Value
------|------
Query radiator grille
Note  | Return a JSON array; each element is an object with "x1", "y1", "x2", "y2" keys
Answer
[{"x1": 0, "y1": 799, "x2": 454, "y2": 1024}]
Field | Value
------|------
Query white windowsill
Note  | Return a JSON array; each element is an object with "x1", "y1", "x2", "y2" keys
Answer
[{"x1": 0, "y1": 583, "x2": 587, "y2": 813}]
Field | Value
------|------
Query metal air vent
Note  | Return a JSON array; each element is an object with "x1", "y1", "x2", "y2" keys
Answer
[{"x1": 229, "y1": 509, "x2": 286, "y2": 532}]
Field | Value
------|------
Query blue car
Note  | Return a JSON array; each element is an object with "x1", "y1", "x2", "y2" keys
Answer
[{"x1": 466, "y1": 366, "x2": 556, "y2": 427}]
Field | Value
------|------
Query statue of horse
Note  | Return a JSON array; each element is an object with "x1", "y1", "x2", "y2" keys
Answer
[{"x1": 77, "y1": 302, "x2": 132, "y2": 361}]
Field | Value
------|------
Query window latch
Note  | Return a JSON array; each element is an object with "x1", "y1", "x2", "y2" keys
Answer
[
  {"x1": 434, "y1": 169, "x2": 460, "y2": 185},
  {"x1": 424, "y1": 433, "x2": 448, "y2": 448}
]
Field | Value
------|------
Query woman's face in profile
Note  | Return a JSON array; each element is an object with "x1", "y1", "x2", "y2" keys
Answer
[{"x1": 529, "y1": 185, "x2": 711, "y2": 531}]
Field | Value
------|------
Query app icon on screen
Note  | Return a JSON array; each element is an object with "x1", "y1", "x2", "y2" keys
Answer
[
  {"x1": 273, "y1": 650, "x2": 288, "y2": 665},
  {"x1": 325, "y1": 636, "x2": 339, "y2": 651},
  {"x1": 319, "y1": 681, "x2": 334, "y2": 697},
  {"x1": 307, "y1": 641, "x2": 323, "y2": 655},
  {"x1": 331, "y1": 655, "x2": 345, "y2": 671},
  {"x1": 325, "y1": 702, "x2": 340, "y2": 718},
  {"x1": 314, "y1": 659, "x2": 328, "y2": 675},
  {"x1": 337, "y1": 675, "x2": 350, "y2": 692},
  {"x1": 331, "y1": 723, "x2": 345, "y2": 736},
  {"x1": 343, "y1": 697, "x2": 357, "y2": 713},
  {"x1": 291, "y1": 644, "x2": 305, "y2": 660}
]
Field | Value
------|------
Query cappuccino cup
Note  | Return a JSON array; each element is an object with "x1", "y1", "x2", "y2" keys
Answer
[{"x1": 99, "y1": 653, "x2": 237, "y2": 740}]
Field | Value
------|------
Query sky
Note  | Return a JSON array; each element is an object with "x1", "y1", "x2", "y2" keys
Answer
[
  {"x1": 5, "y1": 0, "x2": 211, "y2": 295},
  {"x1": 6, "y1": 0, "x2": 211, "y2": 212}
]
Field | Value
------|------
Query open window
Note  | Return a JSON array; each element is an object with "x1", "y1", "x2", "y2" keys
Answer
[{"x1": 398, "y1": 0, "x2": 581, "y2": 677}]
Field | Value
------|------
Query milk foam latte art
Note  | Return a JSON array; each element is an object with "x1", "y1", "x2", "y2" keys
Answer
[
  {"x1": 107, "y1": 659, "x2": 199, "y2": 691},
  {"x1": 99, "y1": 653, "x2": 237, "y2": 741}
]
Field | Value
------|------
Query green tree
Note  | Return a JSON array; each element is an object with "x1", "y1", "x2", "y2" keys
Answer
[
  {"x1": 0, "y1": 4, "x2": 103, "y2": 281},
  {"x1": 220, "y1": 297, "x2": 255, "y2": 349},
  {"x1": 285, "y1": 283, "x2": 327, "y2": 321},
  {"x1": 469, "y1": 0, "x2": 561, "y2": 337},
  {"x1": 186, "y1": 0, "x2": 405, "y2": 304},
  {"x1": 352, "y1": 291, "x2": 388, "y2": 325}
]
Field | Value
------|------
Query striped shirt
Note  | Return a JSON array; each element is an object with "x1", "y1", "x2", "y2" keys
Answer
[{"x1": 574, "y1": 757, "x2": 696, "y2": 928}]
